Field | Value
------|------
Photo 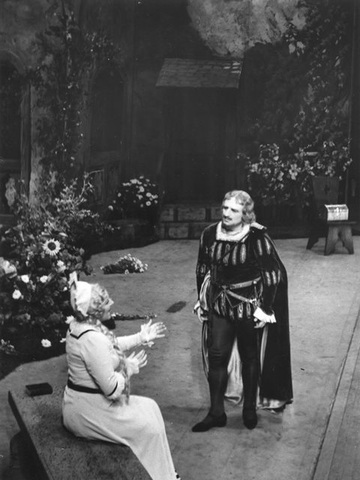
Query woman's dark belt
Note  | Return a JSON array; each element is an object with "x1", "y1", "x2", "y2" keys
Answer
[{"x1": 67, "y1": 378, "x2": 102, "y2": 394}]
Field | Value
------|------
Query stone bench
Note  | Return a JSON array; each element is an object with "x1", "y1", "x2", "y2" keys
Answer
[{"x1": 8, "y1": 385, "x2": 151, "y2": 480}]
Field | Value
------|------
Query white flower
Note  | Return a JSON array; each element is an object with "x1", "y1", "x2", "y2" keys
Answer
[
  {"x1": 41, "y1": 339, "x2": 52, "y2": 348},
  {"x1": 66, "y1": 315, "x2": 75, "y2": 324},
  {"x1": 20, "y1": 275, "x2": 30, "y2": 283},
  {"x1": 40, "y1": 275, "x2": 48, "y2": 283},
  {"x1": 43, "y1": 239, "x2": 61, "y2": 256},
  {"x1": 57, "y1": 260, "x2": 65, "y2": 272},
  {"x1": 108, "y1": 205, "x2": 114, "y2": 211},
  {"x1": 146, "y1": 201, "x2": 151, "y2": 206},
  {"x1": 12, "y1": 289, "x2": 22, "y2": 300}
]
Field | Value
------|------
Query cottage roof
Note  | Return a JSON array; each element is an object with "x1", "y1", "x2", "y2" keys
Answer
[{"x1": 156, "y1": 58, "x2": 242, "y2": 89}]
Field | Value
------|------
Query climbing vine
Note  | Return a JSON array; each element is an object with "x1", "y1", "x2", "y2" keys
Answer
[{"x1": 29, "y1": 0, "x2": 121, "y2": 184}]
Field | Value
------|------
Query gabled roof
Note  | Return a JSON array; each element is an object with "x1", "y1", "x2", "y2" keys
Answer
[{"x1": 156, "y1": 58, "x2": 242, "y2": 89}]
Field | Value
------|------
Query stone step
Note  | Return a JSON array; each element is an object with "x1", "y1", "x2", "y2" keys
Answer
[{"x1": 159, "y1": 204, "x2": 221, "y2": 239}]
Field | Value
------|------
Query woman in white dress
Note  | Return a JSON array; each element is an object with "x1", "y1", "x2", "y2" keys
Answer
[{"x1": 62, "y1": 274, "x2": 181, "y2": 480}]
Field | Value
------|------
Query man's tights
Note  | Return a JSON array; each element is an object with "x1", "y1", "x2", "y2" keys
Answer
[{"x1": 207, "y1": 311, "x2": 259, "y2": 416}]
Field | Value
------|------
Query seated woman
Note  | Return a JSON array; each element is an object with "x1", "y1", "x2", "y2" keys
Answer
[{"x1": 62, "y1": 273, "x2": 181, "y2": 480}]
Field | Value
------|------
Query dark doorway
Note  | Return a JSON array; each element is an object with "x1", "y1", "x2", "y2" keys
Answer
[{"x1": 163, "y1": 88, "x2": 236, "y2": 203}]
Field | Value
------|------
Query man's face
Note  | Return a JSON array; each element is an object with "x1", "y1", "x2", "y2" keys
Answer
[{"x1": 221, "y1": 197, "x2": 244, "y2": 231}]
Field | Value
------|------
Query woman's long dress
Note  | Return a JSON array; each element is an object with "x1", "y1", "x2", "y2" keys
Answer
[{"x1": 62, "y1": 321, "x2": 177, "y2": 480}]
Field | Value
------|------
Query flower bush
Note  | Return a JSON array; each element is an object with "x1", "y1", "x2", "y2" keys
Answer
[
  {"x1": 101, "y1": 254, "x2": 148, "y2": 274},
  {"x1": 0, "y1": 175, "x2": 102, "y2": 359},
  {"x1": 245, "y1": 140, "x2": 352, "y2": 211},
  {"x1": 239, "y1": 0, "x2": 353, "y2": 222},
  {"x1": 106, "y1": 176, "x2": 160, "y2": 224}
]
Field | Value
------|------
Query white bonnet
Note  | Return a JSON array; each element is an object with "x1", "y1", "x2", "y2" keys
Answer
[{"x1": 69, "y1": 272, "x2": 92, "y2": 317}]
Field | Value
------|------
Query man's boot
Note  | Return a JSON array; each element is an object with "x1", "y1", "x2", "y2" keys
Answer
[{"x1": 242, "y1": 363, "x2": 258, "y2": 429}]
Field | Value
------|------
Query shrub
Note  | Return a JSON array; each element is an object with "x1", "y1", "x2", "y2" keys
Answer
[
  {"x1": 106, "y1": 176, "x2": 160, "y2": 224},
  {"x1": 0, "y1": 174, "x2": 108, "y2": 358}
]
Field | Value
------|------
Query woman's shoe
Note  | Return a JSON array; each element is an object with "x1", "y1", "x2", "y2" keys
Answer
[
  {"x1": 243, "y1": 408, "x2": 258, "y2": 429},
  {"x1": 192, "y1": 412, "x2": 227, "y2": 432}
]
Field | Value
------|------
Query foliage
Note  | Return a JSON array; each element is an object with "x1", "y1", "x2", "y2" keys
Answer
[
  {"x1": 101, "y1": 253, "x2": 148, "y2": 274},
  {"x1": 246, "y1": 141, "x2": 352, "y2": 208},
  {"x1": 0, "y1": 65, "x2": 23, "y2": 159},
  {"x1": 106, "y1": 176, "x2": 160, "y2": 224},
  {"x1": 0, "y1": 174, "x2": 111, "y2": 357},
  {"x1": 242, "y1": 0, "x2": 353, "y2": 213},
  {"x1": 29, "y1": 0, "x2": 120, "y2": 181}
]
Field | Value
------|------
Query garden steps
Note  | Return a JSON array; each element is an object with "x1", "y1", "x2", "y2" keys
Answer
[
  {"x1": 157, "y1": 204, "x2": 316, "y2": 240},
  {"x1": 159, "y1": 203, "x2": 221, "y2": 240}
]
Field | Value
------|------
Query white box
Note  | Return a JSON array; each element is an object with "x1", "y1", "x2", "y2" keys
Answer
[{"x1": 321, "y1": 204, "x2": 349, "y2": 221}]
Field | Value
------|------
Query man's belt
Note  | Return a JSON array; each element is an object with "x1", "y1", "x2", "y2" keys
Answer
[
  {"x1": 67, "y1": 378, "x2": 102, "y2": 394},
  {"x1": 212, "y1": 277, "x2": 261, "y2": 290},
  {"x1": 211, "y1": 277, "x2": 261, "y2": 305}
]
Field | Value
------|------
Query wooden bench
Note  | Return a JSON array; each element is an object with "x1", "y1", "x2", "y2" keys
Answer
[
  {"x1": 307, "y1": 219, "x2": 355, "y2": 255},
  {"x1": 323, "y1": 220, "x2": 355, "y2": 255},
  {"x1": 8, "y1": 386, "x2": 151, "y2": 480},
  {"x1": 306, "y1": 176, "x2": 355, "y2": 255}
]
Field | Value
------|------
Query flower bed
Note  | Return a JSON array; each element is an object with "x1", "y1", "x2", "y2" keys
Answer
[{"x1": 106, "y1": 176, "x2": 160, "y2": 225}]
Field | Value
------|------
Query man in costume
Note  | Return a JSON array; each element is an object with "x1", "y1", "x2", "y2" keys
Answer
[{"x1": 192, "y1": 190, "x2": 293, "y2": 431}]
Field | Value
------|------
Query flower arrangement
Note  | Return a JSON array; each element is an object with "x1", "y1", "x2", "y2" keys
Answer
[
  {"x1": 0, "y1": 234, "x2": 83, "y2": 358},
  {"x1": 0, "y1": 175, "x2": 97, "y2": 358},
  {"x1": 101, "y1": 254, "x2": 148, "y2": 274},
  {"x1": 106, "y1": 176, "x2": 160, "y2": 224},
  {"x1": 245, "y1": 141, "x2": 352, "y2": 210}
]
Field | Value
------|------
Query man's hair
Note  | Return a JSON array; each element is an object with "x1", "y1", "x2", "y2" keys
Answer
[{"x1": 222, "y1": 190, "x2": 256, "y2": 224}]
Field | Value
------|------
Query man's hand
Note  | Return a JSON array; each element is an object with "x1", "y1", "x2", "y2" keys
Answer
[
  {"x1": 254, "y1": 320, "x2": 266, "y2": 329},
  {"x1": 194, "y1": 301, "x2": 208, "y2": 323}
]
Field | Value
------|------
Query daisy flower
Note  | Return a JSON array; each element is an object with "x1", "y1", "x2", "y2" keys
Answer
[
  {"x1": 41, "y1": 339, "x2": 52, "y2": 348},
  {"x1": 12, "y1": 289, "x2": 22, "y2": 300}
]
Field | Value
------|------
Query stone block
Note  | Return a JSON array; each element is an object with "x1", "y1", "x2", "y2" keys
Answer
[
  {"x1": 167, "y1": 223, "x2": 190, "y2": 239},
  {"x1": 178, "y1": 206, "x2": 206, "y2": 221},
  {"x1": 190, "y1": 222, "x2": 212, "y2": 239},
  {"x1": 160, "y1": 207, "x2": 175, "y2": 222},
  {"x1": 210, "y1": 206, "x2": 222, "y2": 221},
  {"x1": 159, "y1": 223, "x2": 166, "y2": 239}
]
